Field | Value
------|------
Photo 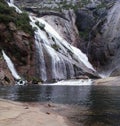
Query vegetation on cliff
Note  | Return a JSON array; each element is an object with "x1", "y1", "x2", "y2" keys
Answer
[
  {"x1": 0, "y1": 0, "x2": 35, "y2": 85},
  {"x1": 0, "y1": 0, "x2": 33, "y2": 35}
]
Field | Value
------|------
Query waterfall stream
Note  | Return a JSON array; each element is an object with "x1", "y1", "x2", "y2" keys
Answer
[
  {"x1": 2, "y1": 50, "x2": 21, "y2": 80},
  {"x1": 10, "y1": 0, "x2": 14, "y2": 4},
  {"x1": 2, "y1": 50, "x2": 27, "y2": 85},
  {"x1": 30, "y1": 16, "x2": 96, "y2": 81},
  {"x1": 7, "y1": 0, "x2": 22, "y2": 13},
  {"x1": 6, "y1": 0, "x2": 97, "y2": 83}
]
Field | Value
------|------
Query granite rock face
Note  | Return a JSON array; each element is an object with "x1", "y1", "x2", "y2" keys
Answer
[{"x1": 87, "y1": 1, "x2": 120, "y2": 76}]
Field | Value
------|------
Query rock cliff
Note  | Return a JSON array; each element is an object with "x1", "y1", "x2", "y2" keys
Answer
[
  {"x1": 0, "y1": 0, "x2": 36, "y2": 84},
  {"x1": 86, "y1": 0, "x2": 120, "y2": 76},
  {"x1": 14, "y1": 0, "x2": 119, "y2": 77},
  {"x1": 2, "y1": 0, "x2": 120, "y2": 84}
]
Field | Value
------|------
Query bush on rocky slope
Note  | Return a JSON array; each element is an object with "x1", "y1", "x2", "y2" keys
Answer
[
  {"x1": 0, "y1": 0, "x2": 33, "y2": 35},
  {"x1": 0, "y1": 0, "x2": 36, "y2": 85}
]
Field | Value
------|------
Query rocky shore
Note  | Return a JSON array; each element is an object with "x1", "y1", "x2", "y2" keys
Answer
[
  {"x1": 94, "y1": 76, "x2": 120, "y2": 86},
  {"x1": 0, "y1": 99, "x2": 68, "y2": 126}
]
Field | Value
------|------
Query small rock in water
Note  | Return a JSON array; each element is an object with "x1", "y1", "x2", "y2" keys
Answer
[{"x1": 15, "y1": 79, "x2": 27, "y2": 85}]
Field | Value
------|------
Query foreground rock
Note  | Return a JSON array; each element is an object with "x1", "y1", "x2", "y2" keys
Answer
[
  {"x1": 94, "y1": 76, "x2": 120, "y2": 86},
  {"x1": 0, "y1": 99, "x2": 68, "y2": 126}
]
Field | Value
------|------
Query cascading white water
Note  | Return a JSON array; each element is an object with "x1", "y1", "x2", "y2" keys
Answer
[
  {"x1": 34, "y1": 17, "x2": 95, "y2": 71},
  {"x1": 29, "y1": 15, "x2": 96, "y2": 81},
  {"x1": 2, "y1": 50, "x2": 21, "y2": 80},
  {"x1": 44, "y1": 79, "x2": 92, "y2": 86},
  {"x1": 6, "y1": 0, "x2": 96, "y2": 82},
  {"x1": 2, "y1": 50, "x2": 27, "y2": 85},
  {"x1": 10, "y1": 0, "x2": 14, "y2": 4},
  {"x1": 34, "y1": 32, "x2": 47, "y2": 81},
  {"x1": 7, "y1": 0, "x2": 22, "y2": 13}
]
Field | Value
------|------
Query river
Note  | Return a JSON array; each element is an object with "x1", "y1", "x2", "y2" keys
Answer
[{"x1": 0, "y1": 83, "x2": 120, "y2": 126}]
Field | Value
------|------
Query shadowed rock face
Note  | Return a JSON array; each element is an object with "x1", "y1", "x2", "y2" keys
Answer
[{"x1": 87, "y1": 1, "x2": 120, "y2": 76}]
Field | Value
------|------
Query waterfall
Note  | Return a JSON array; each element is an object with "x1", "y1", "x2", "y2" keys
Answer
[
  {"x1": 29, "y1": 16, "x2": 96, "y2": 81},
  {"x1": 34, "y1": 33, "x2": 47, "y2": 81},
  {"x1": 10, "y1": 0, "x2": 14, "y2": 4},
  {"x1": 6, "y1": 0, "x2": 96, "y2": 82},
  {"x1": 2, "y1": 50, "x2": 21, "y2": 80},
  {"x1": 30, "y1": 16, "x2": 95, "y2": 71},
  {"x1": 7, "y1": 0, "x2": 22, "y2": 13},
  {"x1": 2, "y1": 50, "x2": 27, "y2": 85}
]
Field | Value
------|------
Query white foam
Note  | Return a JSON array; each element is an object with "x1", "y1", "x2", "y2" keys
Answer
[{"x1": 44, "y1": 79, "x2": 92, "y2": 86}]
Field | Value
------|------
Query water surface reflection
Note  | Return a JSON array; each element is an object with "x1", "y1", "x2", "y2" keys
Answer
[
  {"x1": 84, "y1": 86, "x2": 120, "y2": 126},
  {"x1": 0, "y1": 85, "x2": 120, "y2": 126}
]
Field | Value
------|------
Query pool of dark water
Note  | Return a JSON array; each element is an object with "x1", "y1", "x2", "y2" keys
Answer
[{"x1": 0, "y1": 85, "x2": 120, "y2": 126}]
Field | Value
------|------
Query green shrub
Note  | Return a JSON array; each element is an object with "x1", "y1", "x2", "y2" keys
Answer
[
  {"x1": 0, "y1": 14, "x2": 15, "y2": 23},
  {"x1": 0, "y1": 0, "x2": 7, "y2": 4},
  {"x1": 31, "y1": 77, "x2": 43, "y2": 84},
  {"x1": 0, "y1": 2, "x2": 16, "y2": 15},
  {"x1": 0, "y1": 1, "x2": 34, "y2": 35},
  {"x1": 14, "y1": 12, "x2": 33, "y2": 35}
]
